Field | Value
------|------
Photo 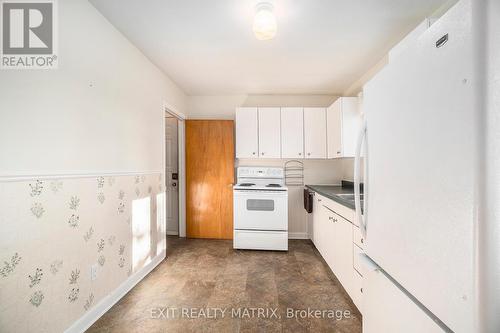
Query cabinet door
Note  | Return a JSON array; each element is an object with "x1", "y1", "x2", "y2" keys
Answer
[
  {"x1": 322, "y1": 208, "x2": 337, "y2": 273},
  {"x1": 351, "y1": 269, "x2": 364, "y2": 314},
  {"x1": 312, "y1": 195, "x2": 323, "y2": 251},
  {"x1": 281, "y1": 107, "x2": 304, "y2": 158},
  {"x1": 327, "y1": 99, "x2": 342, "y2": 158},
  {"x1": 258, "y1": 107, "x2": 281, "y2": 158},
  {"x1": 340, "y1": 97, "x2": 360, "y2": 157},
  {"x1": 304, "y1": 107, "x2": 327, "y2": 158},
  {"x1": 334, "y1": 215, "x2": 354, "y2": 292},
  {"x1": 235, "y1": 107, "x2": 258, "y2": 158}
]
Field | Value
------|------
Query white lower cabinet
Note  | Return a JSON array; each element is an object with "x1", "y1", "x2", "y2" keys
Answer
[
  {"x1": 353, "y1": 244, "x2": 363, "y2": 275},
  {"x1": 351, "y1": 270, "x2": 364, "y2": 313},
  {"x1": 312, "y1": 195, "x2": 325, "y2": 252},
  {"x1": 353, "y1": 225, "x2": 364, "y2": 249},
  {"x1": 311, "y1": 194, "x2": 363, "y2": 314},
  {"x1": 332, "y1": 213, "x2": 353, "y2": 289},
  {"x1": 321, "y1": 207, "x2": 336, "y2": 270}
]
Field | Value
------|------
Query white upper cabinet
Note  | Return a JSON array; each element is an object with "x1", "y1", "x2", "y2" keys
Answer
[
  {"x1": 327, "y1": 97, "x2": 360, "y2": 158},
  {"x1": 235, "y1": 107, "x2": 258, "y2": 158},
  {"x1": 235, "y1": 102, "x2": 357, "y2": 160},
  {"x1": 304, "y1": 107, "x2": 327, "y2": 159},
  {"x1": 258, "y1": 107, "x2": 281, "y2": 158},
  {"x1": 327, "y1": 100, "x2": 343, "y2": 158},
  {"x1": 281, "y1": 107, "x2": 304, "y2": 159}
]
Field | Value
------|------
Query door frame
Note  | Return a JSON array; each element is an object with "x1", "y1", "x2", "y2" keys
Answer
[{"x1": 164, "y1": 103, "x2": 186, "y2": 238}]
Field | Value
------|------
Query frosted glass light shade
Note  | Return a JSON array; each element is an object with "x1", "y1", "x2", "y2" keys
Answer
[{"x1": 253, "y1": 3, "x2": 277, "y2": 40}]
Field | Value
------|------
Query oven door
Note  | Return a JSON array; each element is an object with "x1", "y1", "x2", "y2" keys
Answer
[{"x1": 233, "y1": 190, "x2": 288, "y2": 231}]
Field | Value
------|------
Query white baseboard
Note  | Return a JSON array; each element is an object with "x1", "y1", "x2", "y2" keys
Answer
[
  {"x1": 288, "y1": 232, "x2": 309, "y2": 239},
  {"x1": 166, "y1": 230, "x2": 179, "y2": 236},
  {"x1": 64, "y1": 250, "x2": 166, "y2": 333}
]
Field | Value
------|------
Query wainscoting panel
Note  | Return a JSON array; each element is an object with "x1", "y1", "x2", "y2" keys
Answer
[{"x1": 0, "y1": 173, "x2": 165, "y2": 332}]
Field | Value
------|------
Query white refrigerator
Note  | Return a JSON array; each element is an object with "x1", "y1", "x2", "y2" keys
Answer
[{"x1": 355, "y1": 1, "x2": 475, "y2": 332}]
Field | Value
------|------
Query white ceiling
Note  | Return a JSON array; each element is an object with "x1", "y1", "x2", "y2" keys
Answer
[{"x1": 90, "y1": 0, "x2": 446, "y2": 96}]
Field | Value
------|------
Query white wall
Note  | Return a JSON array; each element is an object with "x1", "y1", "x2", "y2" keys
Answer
[
  {"x1": 0, "y1": 1, "x2": 186, "y2": 331},
  {"x1": 0, "y1": 0, "x2": 187, "y2": 177}
]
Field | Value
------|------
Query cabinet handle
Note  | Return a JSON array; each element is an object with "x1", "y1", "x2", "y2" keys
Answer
[
  {"x1": 252, "y1": 152, "x2": 256, "y2": 155},
  {"x1": 307, "y1": 153, "x2": 311, "y2": 156},
  {"x1": 337, "y1": 151, "x2": 341, "y2": 154},
  {"x1": 318, "y1": 199, "x2": 322, "y2": 202},
  {"x1": 298, "y1": 152, "x2": 302, "y2": 156},
  {"x1": 261, "y1": 152, "x2": 265, "y2": 156},
  {"x1": 361, "y1": 238, "x2": 364, "y2": 244},
  {"x1": 360, "y1": 288, "x2": 363, "y2": 293}
]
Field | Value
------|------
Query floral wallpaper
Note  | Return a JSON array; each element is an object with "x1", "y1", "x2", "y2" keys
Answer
[{"x1": 0, "y1": 173, "x2": 165, "y2": 332}]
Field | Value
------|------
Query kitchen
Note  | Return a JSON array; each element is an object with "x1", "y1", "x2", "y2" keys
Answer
[{"x1": 0, "y1": 0, "x2": 499, "y2": 333}]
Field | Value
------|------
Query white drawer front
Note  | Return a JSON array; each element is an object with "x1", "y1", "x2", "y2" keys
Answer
[
  {"x1": 353, "y1": 225, "x2": 365, "y2": 249},
  {"x1": 233, "y1": 230, "x2": 288, "y2": 251},
  {"x1": 353, "y1": 244, "x2": 364, "y2": 276},
  {"x1": 322, "y1": 196, "x2": 355, "y2": 222},
  {"x1": 352, "y1": 269, "x2": 364, "y2": 314}
]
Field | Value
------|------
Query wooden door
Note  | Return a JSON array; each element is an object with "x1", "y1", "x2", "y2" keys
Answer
[
  {"x1": 186, "y1": 120, "x2": 234, "y2": 239},
  {"x1": 235, "y1": 107, "x2": 258, "y2": 158},
  {"x1": 258, "y1": 107, "x2": 281, "y2": 158},
  {"x1": 281, "y1": 107, "x2": 304, "y2": 159},
  {"x1": 304, "y1": 107, "x2": 327, "y2": 158}
]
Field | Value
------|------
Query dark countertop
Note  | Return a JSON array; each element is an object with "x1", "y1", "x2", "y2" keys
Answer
[{"x1": 305, "y1": 181, "x2": 362, "y2": 211}]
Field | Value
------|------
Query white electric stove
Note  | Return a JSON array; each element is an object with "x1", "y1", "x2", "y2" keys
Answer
[{"x1": 233, "y1": 167, "x2": 288, "y2": 251}]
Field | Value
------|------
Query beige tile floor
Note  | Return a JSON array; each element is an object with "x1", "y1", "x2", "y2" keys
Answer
[{"x1": 87, "y1": 237, "x2": 362, "y2": 333}]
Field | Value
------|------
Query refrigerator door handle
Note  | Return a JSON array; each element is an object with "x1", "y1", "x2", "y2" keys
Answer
[{"x1": 354, "y1": 117, "x2": 367, "y2": 238}]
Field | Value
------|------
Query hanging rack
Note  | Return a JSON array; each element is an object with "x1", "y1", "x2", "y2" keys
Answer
[{"x1": 284, "y1": 160, "x2": 304, "y2": 186}]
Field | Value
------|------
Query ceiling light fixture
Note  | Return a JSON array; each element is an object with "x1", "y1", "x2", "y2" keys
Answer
[{"x1": 253, "y1": 2, "x2": 277, "y2": 41}]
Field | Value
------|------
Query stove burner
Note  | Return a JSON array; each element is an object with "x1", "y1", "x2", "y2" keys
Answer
[
  {"x1": 266, "y1": 184, "x2": 281, "y2": 188},
  {"x1": 238, "y1": 183, "x2": 255, "y2": 187}
]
